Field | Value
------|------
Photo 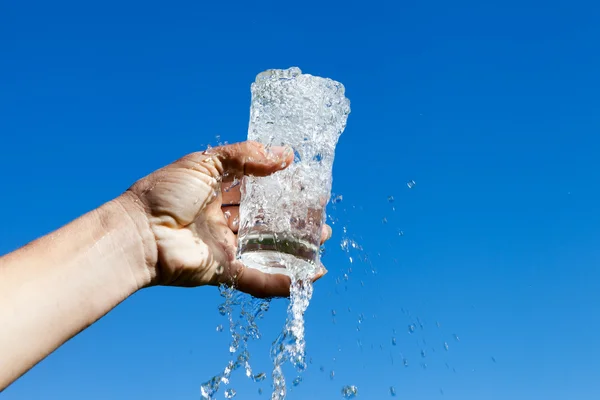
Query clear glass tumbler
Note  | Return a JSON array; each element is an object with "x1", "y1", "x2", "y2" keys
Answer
[{"x1": 236, "y1": 67, "x2": 351, "y2": 279}]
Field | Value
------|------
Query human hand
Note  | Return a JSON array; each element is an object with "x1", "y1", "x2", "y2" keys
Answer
[{"x1": 121, "y1": 141, "x2": 331, "y2": 298}]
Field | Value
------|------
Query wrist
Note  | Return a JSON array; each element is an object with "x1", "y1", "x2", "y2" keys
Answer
[{"x1": 104, "y1": 191, "x2": 158, "y2": 289}]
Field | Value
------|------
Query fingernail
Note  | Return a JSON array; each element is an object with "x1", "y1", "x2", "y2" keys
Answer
[
  {"x1": 270, "y1": 145, "x2": 292, "y2": 159},
  {"x1": 325, "y1": 225, "x2": 333, "y2": 241}
]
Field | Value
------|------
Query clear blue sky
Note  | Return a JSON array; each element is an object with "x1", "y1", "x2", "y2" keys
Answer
[{"x1": 1, "y1": 0, "x2": 600, "y2": 399}]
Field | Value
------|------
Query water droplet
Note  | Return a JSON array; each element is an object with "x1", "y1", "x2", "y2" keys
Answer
[
  {"x1": 216, "y1": 324, "x2": 224, "y2": 332},
  {"x1": 332, "y1": 194, "x2": 343, "y2": 204},
  {"x1": 403, "y1": 358, "x2": 408, "y2": 367},
  {"x1": 453, "y1": 334, "x2": 460, "y2": 342},
  {"x1": 330, "y1": 370, "x2": 335, "y2": 380},
  {"x1": 421, "y1": 349, "x2": 426, "y2": 358},
  {"x1": 292, "y1": 376, "x2": 302, "y2": 386},
  {"x1": 258, "y1": 388, "x2": 263, "y2": 395},
  {"x1": 408, "y1": 324, "x2": 415, "y2": 333},
  {"x1": 224, "y1": 388, "x2": 236, "y2": 398},
  {"x1": 331, "y1": 309, "x2": 337, "y2": 317},
  {"x1": 391, "y1": 337, "x2": 397, "y2": 346},
  {"x1": 491, "y1": 356, "x2": 497, "y2": 363},
  {"x1": 320, "y1": 366, "x2": 325, "y2": 372},
  {"x1": 216, "y1": 265, "x2": 225, "y2": 275},
  {"x1": 224, "y1": 210, "x2": 231, "y2": 220},
  {"x1": 398, "y1": 230, "x2": 404, "y2": 236},
  {"x1": 341, "y1": 385, "x2": 358, "y2": 399},
  {"x1": 390, "y1": 386, "x2": 397, "y2": 396},
  {"x1": 218, "y1": 304, "x2": 227, "y2": 316},
  {"x1": 387, "y1": 196, "x2": 394, "y2": 203},
  {"x1": 349, "y1": 256, "x2": 353, "y2": 263},
  {"x1": 253, "y1": 372, "x2": 266, "y2": 382},
  {"x1": 232, "y1": 217, "x2": 239, "y2": 227},
  {"x1": 358, "y1": 314, "x2": 364, "y2": 324},
  {"x1": 444, "y1": 342, "x2": 449, "y2": 351},
  {"x1": 382, "y1": 217, "x2": 388, "y2": 224},
  {"x1": 407, "y1": 180, "x2": 416, "y2": 189}
]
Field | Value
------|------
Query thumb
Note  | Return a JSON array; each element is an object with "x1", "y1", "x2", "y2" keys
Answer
[{"x1": 210, "y1": 141, "x2": 294, "y2": 177}]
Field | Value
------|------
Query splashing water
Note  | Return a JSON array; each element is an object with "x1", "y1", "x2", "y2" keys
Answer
[
  {"x1": 270, "y1": 278, "x2": 314, "y2": 400},
  {"x1": 200, "y1": 287, "x2": 269, "y2": 399},
  {"x1": 341, "y1": 385, "x2": 358, "y2": 399},
  {"x1": 201, "y1": 277, "x2": 313, "y2": 400},
  {"x1": 200, "y1": 189, "x2": 466, "y2": 398}
]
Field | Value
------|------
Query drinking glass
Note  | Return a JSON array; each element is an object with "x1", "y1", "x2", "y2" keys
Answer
[{"x1": 236, "y1": 67, "x2": 350, "y2": 279}]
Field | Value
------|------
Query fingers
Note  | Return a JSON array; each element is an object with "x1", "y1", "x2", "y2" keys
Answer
[
  {"x1": 221, "y1": 182, "x2": 241, "y2": 206},
  {"x1": 321, "y1": 224, "x2": 332, "y2": 244},
  {"x1": 222, "y1": 206, "x2": 239, "y2": 232},
  {"x1": 232, "y1": 262, "x2": 328, "y2": 299},
  {"x1": 234, "y1": 264, "x2": 293, "y2": 298},
  {"x1": 211, "y1": 141, "x2": 293, "y2": 178}
]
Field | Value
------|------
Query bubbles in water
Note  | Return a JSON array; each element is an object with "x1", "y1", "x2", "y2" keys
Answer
[
  {"x1": 398, "y1": 230, "x2": 404, "y2": 236},
  {"x1": 216, "y1": 324, "x2": 224, "y2": 332},
  {"x1": 387, "y1": 196, "x2": 394, "y2": 203},
  {"x1": 341, "y1": 385, "x2": 358, "y2": 399},
  {"x1": 224, "y1": 389, "x2": 236, "y2": 398},
  {"x1": 444, "y1": 342, "x2": 449, "y2": 351},
  {"x1": 292, "y1": 376, "x2": 302, "y2": 386},
  {"x1": 391, "y1": 337, "x2": 397, "y2": 346},
  {"x1": 407, "y1": 180, "x2": 416, "y2": 189},
  {"x1": 382, "y1": 217, "x2": 388, "y2": 224},
  {"x1": 453, "y1": 334, "x2": 460, "y2": 342},
  {"x1": 421, "y1": 349, "x2": 426, "y2": 358},
  {"x1": 390, "y1": 386, "x2": 397, "y2": 396},
  {"x1": 332, "y1": 194, "x2": 343, "y2": 204},
  {"x1": 408, "y1": 324, "x2": 416, "y2": 333},
  {"x1": 330, "y1": 370, "x2": 335, "y2": 380}
]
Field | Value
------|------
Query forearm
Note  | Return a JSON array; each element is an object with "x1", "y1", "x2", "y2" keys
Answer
[{"x1": 0, "y1": 194, "x2": 153, "y2": 390}]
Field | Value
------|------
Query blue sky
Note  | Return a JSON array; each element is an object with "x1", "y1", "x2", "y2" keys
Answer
[{"x1": 1, "y1": 0, "x2": 600, "y2": 399}]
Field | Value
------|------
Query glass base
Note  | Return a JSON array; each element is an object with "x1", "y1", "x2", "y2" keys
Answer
[{"x1": 240, "y1": 250, "x2": 319, "y2": 279}]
